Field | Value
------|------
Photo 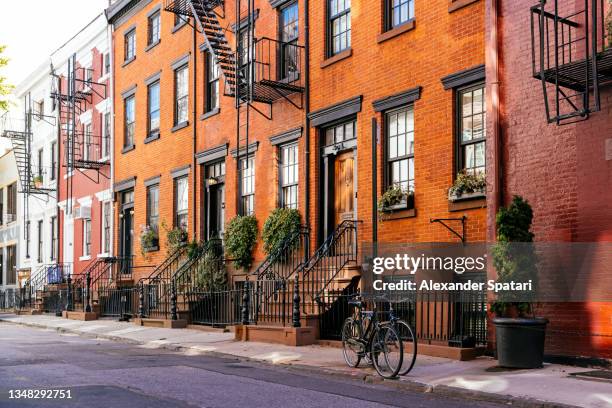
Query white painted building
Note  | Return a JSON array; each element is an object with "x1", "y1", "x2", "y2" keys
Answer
[{"x1": 0, "y1": 149, "x2": 21, "y2": 290}]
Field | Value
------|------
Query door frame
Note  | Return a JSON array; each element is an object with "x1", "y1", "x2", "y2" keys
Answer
[{"x1": 203, "y1": 162, "x2": 226, "y2": 241}]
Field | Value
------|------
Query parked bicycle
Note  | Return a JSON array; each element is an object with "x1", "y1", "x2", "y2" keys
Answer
[
  {"x1": 341, "y1": 294, "x2": 404, "y2": 378},
  {"x1": 386, "y1": 295, "x2": 417, "y2": 375}
]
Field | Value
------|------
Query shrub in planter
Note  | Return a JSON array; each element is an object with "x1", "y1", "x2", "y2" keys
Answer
[
  {"x1": 448, "y1": 170, "x2": 486, "y2": 201},
  {"x1": 194, "y1": 246, "x2": 226, "y2": 291},
  {"x1": 225, "y1": 215, "x2": 258, "y2": 271},
  {"x1": 164, "y1": 222, "x2": 188, "y2": 254},
  {"x1": 262, "y1": 208, "x2": 301, "y2": 256},
  {"x1": 491, "y1": 195, "x2": 547, "y2": 369},
  {"x1": 33, "y1": 175, "x2": 43, "y2": 188},
  {"x1": 377, "y1": 185, "x2": 414, "y2": 214},
  {"x1": 139, "y1": 226, "x2": 159, "y2": 255}
]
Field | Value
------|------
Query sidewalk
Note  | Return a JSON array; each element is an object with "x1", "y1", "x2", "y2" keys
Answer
[{"x1": 0, "y1": 313, "x2": 610, "y2": 408}]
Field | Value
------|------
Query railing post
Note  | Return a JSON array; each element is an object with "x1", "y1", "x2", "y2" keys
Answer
[
  {"x1": 241, "y1": 279, "x2": 250, "y2": 325},
  {"x1": 85, "y1": 271, "x2": 92, "y2": 313},
  {"x1": 66, "y1": 274, "x2": 73, "y2": 312},
  {"x1": 138, "y1": 282, "x2": 144, "y2": 318},
  {"x1": 170, "y1": 280, "x2": 178, "y2": 321},
  {"x1": 292, "y1": 274, "x2": 301, "y2": 328}
]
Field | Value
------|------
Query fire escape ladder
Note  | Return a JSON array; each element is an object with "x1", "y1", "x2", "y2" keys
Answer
[{"x1": 530, "y1": 0, "x2": 612, "y2": 125}]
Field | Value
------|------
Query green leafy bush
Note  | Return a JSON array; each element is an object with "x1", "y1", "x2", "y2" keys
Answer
[
  {"x1": 139, "y1": 226, "x2": 158, "y2": 256},
  {"x1": 262, "y1": 208, "x2": 301, "y2": 255},
  {"x1": 377, "y1": 185, "x2": 414, "y2": 213},
  {"x1": 491, "y1": 195, "x2": 538, "y2": 317},
  {"x1": 163, "y1": 221, "x2": 188, "y2": 254},
  {"x1": 195, "y1": 244, "x2": 226, "y2": 291},
  {"x1": 449, "y1": 170, "x2": 486, "y2": 197},
  {"x1": 225, "y1": 215, "x2": 258, "y2": 270}
]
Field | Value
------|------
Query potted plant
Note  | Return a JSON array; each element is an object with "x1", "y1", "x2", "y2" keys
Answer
[
  {"x1": 33, "y1": 175, "x2": 43, "y2": 188},
  {"x1": 448, "y1": 170, "x2": 486, "y2": 201},
  {"x1": 262, "y1": 208, "x2": 301, "y2": 256},
  {"x1": 491, "y1": 195, "x2": 548, "y2": 369},
  {"x1": 225, "y1": 215, "x2": 258, "y2": 271},
  {"x1": 377, "y1": 185, "x2": 414, "y2": 216},
  {"x1": 139, "y1": 226, "x2": 159, "y2": 255},
  {"x1": 164, "y1": 222, "x2": 188, "y2": 253}
]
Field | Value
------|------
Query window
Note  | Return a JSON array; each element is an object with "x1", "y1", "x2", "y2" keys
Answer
[
  {"x1": 84, "y1": 123, "x2": 92, "y2": 161},
  {"x1": 148, "y1": 80, "x2": 160, "y2": 135},
  {"x1": 237, "y1": 28, "x2": 253, "y2": 81},
  {"x1": 174, "y1": 177, "x2": 188, "y2": 231},
  {"x1": 147, "y1": 184, "x2": 159, "y2": 232},
  {"x1": 83, "y1": 219, "x2": 91, "y2": 257},
  {"x1": 240, "y1": 156, "x2": 255, "y2": 216},
  {"x1": 174, "y1": 13, "x2": 184, "y2": 28},
  {"x1": 6, "y1": 183, "x2": 16, "y2": 222},
  {"x1": 50, "y1": 216, "x2": 57, "y2": 261},
  {"x1": 386, "y1": 106, "x2": 415, "y2": 195},
  {"x1": 35, "y1": 99, "x2": 44, "y2": 119},
  {"x1": 386, "y1": 0, "x2": 414, "y2": 29},
  {"x1": 0, "y1": 187, "x2": 3, "y2": 225},
  {"x1": 37, "y1": 148, "x2": 44, "y2": 182},
  {"x1": 50, "y1": 141, "x2": 57, "y2": 181},
  {"x1": 279, "y1": 2, "x2": 299, "y2": 78},
  {"x1": 25, "y1": 221, "x2": 30, "y2": 258},
  {"x1": 148, "y1": 11, "x2": 161, "y2": 45},
  {"x1": 102, "y1": 112, "x2": 111, "y2": 158},
  {"x1": 280, "y1": 143, "x2": 298, "y2": 209},
  {"x1": 37, "y1": 220, "x2": 43, "y2": 263},
  {"x1": 328, "y1": 0, "x2": 351, "y2": 55},
  {"x1": 205, "y1": 53, "x2": 219, "y2": 113},
  {"x1": 124, "y1": 95, "x2": 135, "y2": 148},
  {"x1": 6, "y1": 245, "x2": 16, "y2": 285},
  {"x1": 174, "y1": 65, "x2": 189, "y2": 125},
  {"x1": 457, "y1": 84, "x2": 486, "y2": 174},
  {"x1": 104, "y1": 53, "x2": 111, "y2": 75},
  {"x1": 324, "y1": 120, "x2": 355, "y2": 146},
  {"x1": 102, "y1": 201, "x2": 111, "y2": 254},
  {"x1": 85, "y1": 67, "x2": 93, "y2": 85},
  {"x1": 124, "y1": 29, "x2": 136, "y2": 61}
]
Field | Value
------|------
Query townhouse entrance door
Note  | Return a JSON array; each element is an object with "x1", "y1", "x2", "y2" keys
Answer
[
  {"x1": 334, "y1": 151, "x2": 355, "y2": 226},
  {"x1": 207, "y1": 183, "x2": 225, "y2": 240},
  {"x1": 120, "y1": 208, "x2": 133, "y2": 274}
]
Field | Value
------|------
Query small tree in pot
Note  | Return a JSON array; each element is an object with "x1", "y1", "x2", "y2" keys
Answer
[
  {"x1": 262, "y1": 208, "x2": 301, "y2": 256},
  {"x1": 225, "y1": 215, "x2": 258, "y2": 271},
  {"x1": 491, "y1": 195, "x2": 548, "y2": 368}
]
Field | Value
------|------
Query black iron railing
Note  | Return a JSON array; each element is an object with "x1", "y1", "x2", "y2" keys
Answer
[
  {"x1": 254, "y1": 227, "x2": 309, "y2": 281},
  {"x1": 189, "y1": 287, "x2": 249, "y2": 326},
  {"x1": 0, "y1": 289, "x2": 18, "y2": 311},
  {"x1": 98, "y1": 287, "x2": 139, "y2": 318},
  {"x1": 63, "y1": 130, "x2": 110, "y2": 168}
]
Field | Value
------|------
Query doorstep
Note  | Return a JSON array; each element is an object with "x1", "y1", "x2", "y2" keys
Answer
[
  {"x1": 133, "y1": 318, "x2": 188, "y2": 329},
  {"x1": 235, "y1": 324, "x2": 317, "y2": 346},
  {"x1": 62, "y1": 310, "x2": 98, "y2": 321}
]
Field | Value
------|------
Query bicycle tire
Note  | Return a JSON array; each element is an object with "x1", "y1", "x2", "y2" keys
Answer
[
  {"x1": 371, "y1": 323, "x2": 403, "y2": 378},
  {"x1": 394, "y1": 319, "x2": 417, "y2": 375},
  {"x1": 341, "y1": 317, "x2": 363, "y2": 368}
]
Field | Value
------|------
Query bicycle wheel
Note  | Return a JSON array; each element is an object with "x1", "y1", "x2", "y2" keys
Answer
[
  {"x1": 395, "y1": 319, "x2": 417, "y2": 375},
  {"x1": 371, "y1": 324, "x2": 403, "y2": 378},
  {"x1": 341, "y1": 317, "x2": 363, "y2": 368}
]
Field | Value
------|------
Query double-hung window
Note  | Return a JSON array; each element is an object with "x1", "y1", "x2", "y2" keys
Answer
[
  {"x1": 102, "y1": 202, "x2": 111, "y2": 254},
  {"x1": 174, "y1": 177, "x2": 188, "y2": 231},
  {"x1": 240, "y1": 157, "x2": 255, "y2": 216},
  {"x1": 25, "y1": 221, "x2": 30, "y2": 258},
  {"x1": 84, "y1": 123, "x2": 92, "y2": 161},
  {"x1": 148, "y1": 11, "x2": 161, "y2": 46},
  {"x1": 37, "y1": 220, "x2": 43, "y2": 263},
  {"x1": 148, "y1": 80, "x2": 160, "y2": 136},
  {"x1": 205, "y1": 53, "x2": 219, "y2": 113},
  {"x1": 50, "y1": 141, "x2": 57, "y2": 180},
  {"x1": 386, "y1": 106, "x2": 415, "y2": 197},
  {"x1": 328, "y1": 0, "x2": 351, "y2": 55},
  {"x1": 6, "y1": 245, "x2": 16, "y2": 285},
  {"x1": 280, "y1": 143, "x2": 298, "y2": 209},
  {"x1": 457, "y1": 84, "x2": 486, "y2": 174},
  {"x1": 102, "y1": 112, "x2": 111, "y2": 157},
  {"x1": 7, "y1": 183, "x2": 16, "y2": 222},
  {"x1": 279, "y1": 2, "x2": 299, "y2": 78},
  {"x1": 83, "y1": 219, "x2": 91, "y2": 257},
  {"x1": 386, "y1": 0, "x2": 414, "y2": 30},
  {"x1": 174, "y1": 65, "x2": 189, "y2": 125},
  {"x1": 147, "y1": 184, "x2": 159, "y2": 232},
  {"x1": 124, "y1": 96, "x2": 135, "y2": 148},
  {"x1": 50, "y1": 216, "x2": 57, "y2": 261},
  {"x1": 124, "y1": 29, "x2": 136, "y2": 62}
]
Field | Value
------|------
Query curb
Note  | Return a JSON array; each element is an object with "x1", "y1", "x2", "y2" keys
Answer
[{"x1": 0, "y1": 316, "x2": 580, "y2": 408}]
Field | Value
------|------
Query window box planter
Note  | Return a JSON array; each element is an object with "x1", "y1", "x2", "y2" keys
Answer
[{"x1": 448, "y1": 189, "x2": 485, "y2": 202}]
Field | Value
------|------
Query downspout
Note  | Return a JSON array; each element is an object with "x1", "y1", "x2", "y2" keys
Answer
[
  {"x1": 55, "y1": 69, "x2": 62, "y2": 266},
  {"x1": 487, "y1": 0, "x2": 502, "y2": 242},
  {"x1": 304, "y1": 0, "x2": 311, "y2": 247},
  {"x1": 371, "y1": 118, "x2": 377, "y2": 250},
  {"x1": 108, "y1": 20, "x2": 116, "y2": 256},
  {"x1": 192, "y1": 24, "x2": 198, "y2": 242}
]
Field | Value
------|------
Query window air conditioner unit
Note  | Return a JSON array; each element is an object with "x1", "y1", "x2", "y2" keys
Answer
[{"x1": 74, "y1": 206, "x2": 91, "y2": 219}]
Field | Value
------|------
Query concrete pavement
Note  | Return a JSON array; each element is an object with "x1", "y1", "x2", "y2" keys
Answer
[{"x1": 1, "y1": 313, "x2": 610, "y2": 408}]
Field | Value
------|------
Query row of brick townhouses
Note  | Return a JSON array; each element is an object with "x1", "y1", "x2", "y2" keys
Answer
[{"x1": 1, "y1": 0, "x2": 610, "y2": 362}]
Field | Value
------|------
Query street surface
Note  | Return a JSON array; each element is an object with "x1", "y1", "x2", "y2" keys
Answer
[{"x1": 0, "y1": 323, "x2": 503, "y2": 408}]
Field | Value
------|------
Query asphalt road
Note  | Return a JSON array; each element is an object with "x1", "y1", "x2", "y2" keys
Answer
[{"x1": 0, "y1": 322, "x2": 502, "y2": 408}]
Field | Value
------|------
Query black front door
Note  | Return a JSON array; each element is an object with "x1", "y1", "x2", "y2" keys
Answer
[
  {"x1": 120, "y1": 208, "x2": 133, "y2": 274},
  {"x1": 207, "y1": 183, "x2": 225, "y2": 240}
]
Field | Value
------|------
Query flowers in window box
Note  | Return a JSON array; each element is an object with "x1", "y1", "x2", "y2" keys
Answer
[
  {"x1": 448, "y1": 170, "x2": 486, "y2": 201},
  {"x1": 33, "y1": 175, "x2": 43, "y2": 188},
  {"x1": 139, "y1": 225, "x2": 159, "y2": 255},
  {"x1": 378, "y1": 185, "x2": 414, "y2": 214},
  {"x1": 165, "y1": 223, "x2": 188, "y2": 253}
]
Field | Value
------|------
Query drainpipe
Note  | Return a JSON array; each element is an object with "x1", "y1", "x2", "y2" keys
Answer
[
  {"x1": 55, "y1": 71, "x2": 62, "y2": 266},
  {"x1": 109, "y1": 22, "x2": 116, "y2": 257},
  {"x1": 487, "y1": 0, "x2": 502, "y2": 243},
  {"x1": 304, "y1": 0, "x2": 311, "y2": 246},
  {"x1": 192, "y1": 24, "x2": 198, "y2": 242},
  {"x1": 371, "y1": 118, "x2": 377, "y2": 249}
]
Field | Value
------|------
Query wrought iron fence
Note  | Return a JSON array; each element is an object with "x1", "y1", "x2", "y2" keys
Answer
[
  {"x1": 188, "y1": 288, "x2": 248, "y2": 326},
  {"x1": 98, "y1": 287, "x2": 138, "y2": 318},
  {"x1": 0, "y1": 289, "x2": 17, "y2": 311}
]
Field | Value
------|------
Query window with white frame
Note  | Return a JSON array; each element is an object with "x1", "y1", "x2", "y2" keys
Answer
[
  {"x1": 457, "y1": 83, "x2": 486, "y2": 174},
  {"x1": 205, "y1": 53, "x2": 219, "y2": 113},
  {"x1": 148, "y1": 10, "x2": 161, "y2": 46},
  {"x1": 102, "y1": 201, "x2": 111, "y2": 254},
  {"x1": 174, "y1": 65, "x2": 189, "y2": 125},
  {"x1": 102, "y1": 112, "x2": 111, "y2": 158},
  {"x1": 124, "y1": 95, "x2": 135, "y2": 148},
  {"x1": 328, "y1": 0, "x2": 351, "y2": 56},
  {"x1": 50, "y1": 216, "x2": 57, "y2": 261},
  {"x1": 386, "y1": 106, "x2": 415, "y2": 195},
  {"x1": 280, "y1": 143, "x2": 298, "y2": 209},
  {"x1": 240, "y1": 156, "x2": 255, "y2": 216},
  {"x1": 83, "y1": 219, "x2": 91, "y2": 257},
  {"x1": 174, "y1": 177, "x2": 188, "y2": 231},
  {"x1": 125, "y1": 29, "x2": 136, "y2": 61}
]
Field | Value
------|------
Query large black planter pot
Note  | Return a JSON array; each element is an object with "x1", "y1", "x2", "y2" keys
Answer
[{"x1": 493, "y1": 317, "x2": 549, "y2": 369}]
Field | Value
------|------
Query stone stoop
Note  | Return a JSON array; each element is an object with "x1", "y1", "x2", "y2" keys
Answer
[
  {"x1": 235, "y1": 324, "x2": 317, "y2": 346},
  {"x1": 132, "y1": 318, "x2": 188, "y2": 329},
  {"x1": 62, "y1": 311, "x2": 98, "y2": 321}
]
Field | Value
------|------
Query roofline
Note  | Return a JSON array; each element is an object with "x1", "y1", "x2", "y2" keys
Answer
[{"x1": 106, "y1": 0, "x2": 141, "y2": 23}]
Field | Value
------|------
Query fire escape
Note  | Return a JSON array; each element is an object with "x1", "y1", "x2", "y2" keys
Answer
[
  {"x1": 163, "y1": 0, "x2": 305, "y2": 214},
  {"x1": 531, "y1": 0, "x2": 612, "y2": 124},
  {"x1": 51, "y1": 54, "x2": 108, "y2": 214}
]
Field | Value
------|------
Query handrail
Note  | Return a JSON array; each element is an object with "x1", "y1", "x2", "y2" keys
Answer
[
  {"x1": 139, "y1": 243, "x2": 188, "y2": 285},
  {"x1": 252, "y1": 226, "x2": 309, "y2": 281}
]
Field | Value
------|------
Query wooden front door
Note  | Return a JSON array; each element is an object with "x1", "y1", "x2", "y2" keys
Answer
[{"x1": 334, "y1": 151, "x2": 355, "y2": 226}]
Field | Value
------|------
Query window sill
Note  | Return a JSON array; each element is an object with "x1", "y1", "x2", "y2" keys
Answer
[
  {"x1": 98, "y1": 156, "x2": 110, "y2": 163},
  {"x1": 97, "y1": 253, "x2": 110, "y2": 258},
  {"x1": 380, "y1": 207, "x2": 416, "y2": 221},
  {"x1": 171, "y1": 121, "x2": 189, "y2": 133},
  {"x1": 122, "y1": 145, "x2": 135, "y2": 154},
  {"x1": 320, "y1": 48, "x2": 352, "y2": 69},
  {"x1": 142, "y1": 246, "x2": 159, "y2": 253},
  {"x1": 377, "y1": 19, "x2": 415, "y2": 44},
  {"x1": 200, "y1": 108, "x2": 220, "y2": 120},
  {"x1": 144, "y1": 132, "x2": 160, "y2": 144},
  {"x1": 448, "y1": 0, "x2": 481, "y2": 13},
  {"x1": 122, "y1": 57, "x2": 136, "y2": 67},
  {"x1": 145, "y1": 39, "x2": 161, "y2": 52},
  {"x1": 79, "y1": 255, "x2": 92, "y2": 261},
  {"x1": 448, "y1": 195, "x2": 486, "y2": 212},
  {"x1": 172, "y1": 20, "x2": 188, "y2": 33}
]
